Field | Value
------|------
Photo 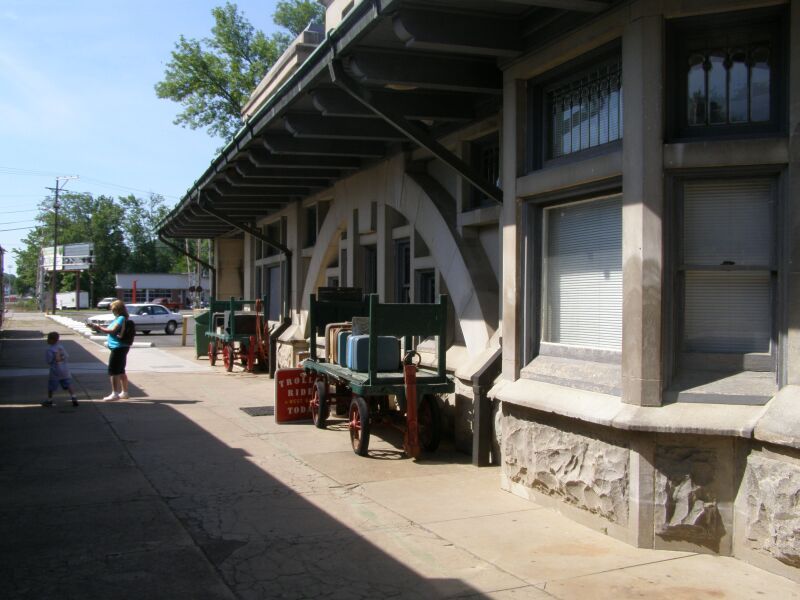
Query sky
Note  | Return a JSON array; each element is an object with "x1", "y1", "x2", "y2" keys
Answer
[{"x1": 0, "y1": 0, "x2": 284, "y2": 275}]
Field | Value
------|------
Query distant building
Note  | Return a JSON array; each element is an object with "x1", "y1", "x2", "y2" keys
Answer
[
  {"x1": 0, "y1": 245, "x2": 5, "y2": 328},
  {"x1": 114, "y1": 273, "x2": 210, "y2": 306}
]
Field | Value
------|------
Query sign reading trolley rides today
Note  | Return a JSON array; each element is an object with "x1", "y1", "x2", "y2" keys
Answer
[{"x1": 40, "y1": 242, "x2": 94, "y2": 271}]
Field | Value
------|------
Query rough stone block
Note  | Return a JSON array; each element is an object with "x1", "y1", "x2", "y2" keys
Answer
[
  {"x1": 500, "y1": 407, "x2": 629, "y2": 523},
  {"x1": 743, "y1": 454, "x2": 800, "y2": 568},
  {"x1": 654, "y1": 446, "x2": 723, "y2": 550}
]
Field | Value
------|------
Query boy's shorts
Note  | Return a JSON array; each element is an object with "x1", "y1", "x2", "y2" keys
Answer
[{"x1": 48, "y1": 378, "x2": 72, "y2": 392}]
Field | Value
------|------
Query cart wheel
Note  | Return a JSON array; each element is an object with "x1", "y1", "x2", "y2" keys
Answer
[
  {"x1": 419, "y1": 395, "x2": 442, "y2": 452},
  {"x1": 223, "y1": 344, "x2": 234, "y2": 372},
  {"x1": 246, "y1": 336, "x2": 256, "y2": 372},
  {"x1": 311, "y1": 380, "x2": 329, "y2": 429},
  {"x1": 208, "y1": 341, "x2": 217, "y2": 366},
  {"x1": 348, "y1": 396, "x2": 371, "y2": 456}
]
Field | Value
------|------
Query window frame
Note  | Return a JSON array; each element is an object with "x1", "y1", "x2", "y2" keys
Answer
[
  {"x1": 664, "y1": 167, "x2": 784, "y2": 388},
  {"x1": 666, "y1": 6, "x2": 787, "y2": 142},
  {"x1": 522, "y1": 178, "x2": 623, "y2": 366},
  {"x1": 468, "y1": 133, "x2": 501, "y2": 211},
  {"x1": 527, "y1": 41, "x2": 623, "y2": 173}
]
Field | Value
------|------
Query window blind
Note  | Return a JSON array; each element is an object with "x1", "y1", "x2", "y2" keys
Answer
[
  {"x1": 682, "y1": 178, "x2": 774, "y2": 354},
  {"x1": 543, "y1": 196, "x2": 622, "y2": 350}
]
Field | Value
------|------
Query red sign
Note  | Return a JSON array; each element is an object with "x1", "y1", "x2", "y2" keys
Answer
[{"x1": 274, "y1": 368, "x2": 315, "y2": 423}]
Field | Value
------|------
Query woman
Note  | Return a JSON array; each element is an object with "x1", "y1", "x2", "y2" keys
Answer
[{"x1": 91, "y1": 299, "x2": 131, "y2": 401}]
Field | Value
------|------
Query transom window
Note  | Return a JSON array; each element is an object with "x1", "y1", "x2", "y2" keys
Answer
[
  {"x1": 687, "y1": 46, "x2": 770, "y2": 127},
  {"x1": 470, "y1": 134, "x2": 500, "y2": 209},
  {"x1": 669, "y1": 8, "x2": 783, "y2": 139},
  {"x1": 547, "y1": 57, "x2": 622, "y2": 160}
]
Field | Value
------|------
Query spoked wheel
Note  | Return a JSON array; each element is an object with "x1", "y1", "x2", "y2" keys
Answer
[
  {"x1": 348, "y1": 396, "x2": 371, "y2": 456},
  {"x1": 245, "y1": 337, "x2": 256, "y2": 372},
  {"x1": 418, "y1": 395, "x2": 442, "y2": 452},
  {"x1": 223, "y1": 344, "x2": 234, "y2": 372},
  {"x1": 311, "y1": 380, "x2": 329, "y2": 429},
  {"x1": 208, "y1": 341, "x2": 217, "y2": 365}
]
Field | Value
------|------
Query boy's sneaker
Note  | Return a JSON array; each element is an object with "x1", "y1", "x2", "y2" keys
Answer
[
  {"x1": 102, "y1": 393, "x2": 120, "y2": 402},
  {"x1": 118, "y1": 392, "x2": 130, "y2": 400},
  {"x1": 71, "y1": 397, "x2": 79, "y2": 407},
  {"x1": 41, "y1": 400, "x2": 53, "y2": 407}
]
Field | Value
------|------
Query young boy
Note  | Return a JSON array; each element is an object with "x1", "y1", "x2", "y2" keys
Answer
[{"x1": 43, "y1": 332, "x2": 78, "y2": 407}]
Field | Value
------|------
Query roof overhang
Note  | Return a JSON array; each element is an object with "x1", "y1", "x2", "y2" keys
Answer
[{"x1": 158, "y1": 0, "x2": 615, "y2": 240}]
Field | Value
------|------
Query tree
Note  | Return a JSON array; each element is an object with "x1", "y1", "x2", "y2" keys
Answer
[
  {"x1": 155, "y1": 1, "x2": 324, "y2": 141},
  {"x1": 118, "y1": 194, "x2": 183, "y2": 273}
]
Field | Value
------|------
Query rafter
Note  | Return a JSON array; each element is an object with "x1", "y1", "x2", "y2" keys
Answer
[
  {"x1": 263, "y1": 134, "x2": 387, "y2": 158},
  {"x1": 347, "y1": 50, "x2": 502, "y2": 94},
  {"x1": 312, "y1": 88, "x2": 475, "y2": 122},
  {"x1": 284, "y1": 114, "x2": 408, "y2": 141},
  {"x1": 248, "y1": 148, "x2": 362, "y2": 170},
  {"x1": 392, "y1": 8, "x2": 521, "y2": 57}
]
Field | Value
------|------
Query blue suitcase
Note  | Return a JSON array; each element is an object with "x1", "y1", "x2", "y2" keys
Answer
[
  {"x1": 336, "y1": 330, "x2": 351, "y2": 366},
  {"x1": 346, "y1": 335, "x2": 400, "y2": 372}
]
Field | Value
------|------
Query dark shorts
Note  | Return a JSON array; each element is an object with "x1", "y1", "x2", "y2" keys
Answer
[{"x1": 108, "y1": 347, "x2": 130, "y2": 376}]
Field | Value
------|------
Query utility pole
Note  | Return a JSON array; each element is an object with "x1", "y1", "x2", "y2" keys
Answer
[{"x1": 45, "y1": 176, "x2": 78, "y2": 314}]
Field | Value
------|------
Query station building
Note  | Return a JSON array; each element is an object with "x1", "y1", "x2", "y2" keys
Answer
[{"x1": 159, "y1": 0, "x2": 800, "y2": 580}]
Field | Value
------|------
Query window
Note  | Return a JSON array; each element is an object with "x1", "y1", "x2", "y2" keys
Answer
[
  {"x1": 676, "y1": 178, "x2": 776, "y2": 368},
  {"x1": 469, "y1": 134, "x2": 500, "y2": 210},
  {"x1": 394, "y1": 239, "x2": 410, "y2": 303},
  {"x1": 152, "y1": 306, "x2": 169, "y2": 315},
  {"x1": 541, "y1": 195, "x2": 622, "y2": 351},
  {"x1": 264, "y1": 221, "x2": 282, "y2": 257},
  {"x1": 362, "y1": 245, "x2": 377, "y2": 295},
  {"x1": 304, "y1": 205, "x2": 317, "y2": 248},
  {"x1": 545, "y1": 56, "x2": 622, "y2": 161},
  {"x1": 669, "y1": 8, "x2": 784, "y2": 138},
  {"x1": 266, "y1": 265, "x2": 282, "y2": 321},
  {"x1": 415, "y1": 270, "x2": 436, "y2": 304}
]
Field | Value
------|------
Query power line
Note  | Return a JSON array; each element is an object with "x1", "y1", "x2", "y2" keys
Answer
[
  {"x1": 0, "y1": 226, "x2": 36, "y2": 232},
  {"x1": 0, "y1": 219, "x2": 38, "y2": 226}
]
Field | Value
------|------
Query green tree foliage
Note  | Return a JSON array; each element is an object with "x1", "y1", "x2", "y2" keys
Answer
[
  {"x1": 12, "y1": 193, "x2": 185, "y2": 299},
  {"x1": 274, "y1": 0, "x2": 325, "y2": 36},
  {"x1": 155, "y1": 1, "x2": 324, "y2": 141}
]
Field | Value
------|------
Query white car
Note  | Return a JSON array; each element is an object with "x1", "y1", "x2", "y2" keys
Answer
[{"x1": 86, "y1": 303, "x2": 182, "y2": 335}]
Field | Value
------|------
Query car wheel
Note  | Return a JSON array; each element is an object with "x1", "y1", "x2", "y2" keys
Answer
[{"x1": 165, "y1": 321, "x2": 177, "y2": 335}]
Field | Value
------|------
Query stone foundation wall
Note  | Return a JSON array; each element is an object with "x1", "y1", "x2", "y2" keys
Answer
[
  {"x1": 653, "y1": 444, "x2": 729, "y2": 553},
  {"x1": 500, "y1": 404, "x2": 629, "y2": 524},
  {"x1": 740, "y1": 451, "x2": 800, "y2": 569}
]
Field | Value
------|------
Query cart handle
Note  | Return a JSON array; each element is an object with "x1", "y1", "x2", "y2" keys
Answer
[{"x1": 403, "y1": 350, "x2": 421, "y2": 367}]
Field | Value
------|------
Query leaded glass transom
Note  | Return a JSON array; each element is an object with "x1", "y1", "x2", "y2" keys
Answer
[{"x1": 547, "y1": 59, "x2": 622, "y2": 160}]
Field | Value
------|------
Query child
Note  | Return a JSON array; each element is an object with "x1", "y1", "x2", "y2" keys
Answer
[{"x1": 43, "y1": 331, "x2": 78, "y2": 407}]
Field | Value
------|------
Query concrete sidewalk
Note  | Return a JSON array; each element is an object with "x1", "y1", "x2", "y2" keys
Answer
[{"x1": 1, "y1": 310, "x2": 798, "y2": 599}]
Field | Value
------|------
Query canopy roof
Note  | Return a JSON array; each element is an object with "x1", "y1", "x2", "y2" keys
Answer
[{"x1": 158, "y1": 0, "x2": 614, "y2": 240}]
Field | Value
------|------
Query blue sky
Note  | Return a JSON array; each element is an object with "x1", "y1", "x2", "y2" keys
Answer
[{"x1": 0, "y1": 0, "x2": 283, "y2": 275}]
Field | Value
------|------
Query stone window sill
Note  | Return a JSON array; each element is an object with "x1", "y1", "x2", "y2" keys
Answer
[
  {"x1": 666, "y1": 370, "x2": 777, "y2": 406},
  {"x1": 490, "y1": 377, "x2": 768, "y2": 438}
]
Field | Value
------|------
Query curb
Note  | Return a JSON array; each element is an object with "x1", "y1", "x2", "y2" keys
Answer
[{"x1": 46, "y1": 314, "x2": 155, "y2": 348}]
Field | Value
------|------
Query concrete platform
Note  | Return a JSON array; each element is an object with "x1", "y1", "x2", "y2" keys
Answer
[{"x1": 1, "y1": 310, "x2": 798, "y2": 599}]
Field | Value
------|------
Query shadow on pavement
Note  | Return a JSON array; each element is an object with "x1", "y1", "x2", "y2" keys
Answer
[{"x1": 0, "y1": 398, "x2": 487, "y2": 599}]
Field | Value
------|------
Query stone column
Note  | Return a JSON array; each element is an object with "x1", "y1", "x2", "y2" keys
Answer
[
  {"x1": 785, "y1": 0, "x2": 800, "y2": 385},
  {"x1": 501, "y1": 78, "x2": 525, "y2": 380},
  {"x1": 621, "y1": 11, "x2": 664, "y2": 407}
]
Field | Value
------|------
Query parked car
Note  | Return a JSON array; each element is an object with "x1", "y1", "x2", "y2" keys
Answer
[
  {"x1": 86, "y1": 303, "x2": 182, "y2": 335},
  {"x1": 96, "y1": 297, "x2": 117, "y2": 309},
  {"x1": 151, "y1": 297, "x2": 182, "y2": 311}
]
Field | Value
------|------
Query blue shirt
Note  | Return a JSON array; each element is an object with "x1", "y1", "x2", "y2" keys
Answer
[{"x1": 107, "y1": 316, "x2": 129, "y2": 349}]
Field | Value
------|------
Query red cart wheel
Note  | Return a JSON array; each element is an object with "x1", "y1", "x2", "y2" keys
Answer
[
  {"x1": 348, "y1": 396, "x2": 370, "y2": 456},
  {"x1": 208, "y1": 341, "x2": 217, "y2": 365},
  {"x1": 246, "y1": 336, "x2": 256, "y2": 372},
  {"x1": 311, "y1": 380, "x2": 329, "y2": 429},
  {"x1": 419, "y1": 395, "x2": 442, "y2": 452},
  {"x1": 223, "y1": 344, "x2": 234, "y2": 372}
]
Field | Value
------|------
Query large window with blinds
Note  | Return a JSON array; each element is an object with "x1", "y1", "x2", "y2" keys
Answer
[
  {"x1": 677, "y1": 178, "x2": 776, "y2": 368},
  {"x1": 541, "y1": 195, "x2": 622, "y2": 351}
]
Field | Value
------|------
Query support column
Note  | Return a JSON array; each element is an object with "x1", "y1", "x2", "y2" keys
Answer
[
  {"x1": 501, "y1": 78, "x2": 525, "y2": 380},
  {"x1": 621, "y1": 12, "x2": 664, "y2": 407},
  {"x1": 784, "y1": 0, "x2": 800, "y2": 385}
]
